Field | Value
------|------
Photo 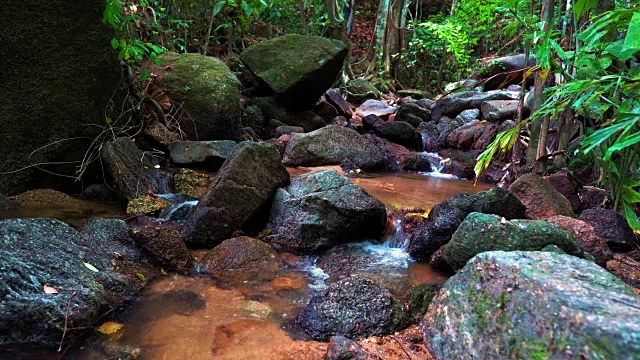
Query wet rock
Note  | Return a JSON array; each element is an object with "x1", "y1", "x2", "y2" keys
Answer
[
  {"x1": 297, "y1": 275, "x2": 409, "y2": 341},
  {"x1": 376, "y1": 122, "x2": 422, "y2": 150},
  {"x1": 325, "y1": 336, "x2": 377, "y2": 360},
  {"x1": 275, "y1": 125, "x2": 305, "y2": 137},
  {"x1": 126, "y1": 195, "x2": 171, "y2": 216},
  {"x1": 455, "y1": 108, "x2": 480, "y2": 122},
  {"x1": 266, "y1": 134, "x2": 291, "y2": 156},
  {"x1": 294, "y1": 111, "x2": 326, "y2": 132},
  {"x1": 436, "y1": 116, "x2": 465, "y2": 148},
  {"x1": 283, "y1": 125, "x2": 386, "y2": 170},
  {"x1": 578, "y1": 208, "x2": 639, "y2": 251},
  {"x1": 431, "y1": 90, "x2": 518, "y2": 123},
  {"x1": 100, "y1": 137, "x2": 171, "y2": 201},
  {"x1": 199, "y1": 236, "x2": 280, "y2": 283},
  {"x1": 358, "y1": 100, "x2": 397, "y2": 118},
  {"x1": 429, "y1": 245, "x2": 453, "y2": 272},
  {"x1": 447, "y1": 120, "x2": 499, "y2": 150},
  {"x1": 362, "y1": 114, "x2": 384, "y2": 131},
  {"x1": 424, "y1": 251, "x2": 640, "y2": 359},
  {"x1": 0, "y1": 218, "x2": 144, "y2": 347},
  {"x1": 241, "y1": 105, "x2": 267, "y2": 136},
  {"x1": 182, "y1": 142, "x2": 289, "y2": 247},
  {"x1": 330, "y1": 116, "x2": 349, "y2": 126},
  {"x1": 170, "y1": 140, "x2": 238, "y2": 168},
  {"x1": 397, "y1": 153, "x2": 432, "y2": 172},
  {"x1": 481, "y1": 53, "x2": 536, "y2": 91},
  {"x1": 508, "y1": 173, "x2": 574, "y2": 220},
  {"x1": 0, "y1": 194, "x2": 14, "y2": 212},
  {"x1": 157, "y1": 52, "x2": 242, "y2": 140},
  {"x1": 0, "y1": 0, "x2": 122, "y2": 196},
  {"x1": 607, "y1": 253, "x2": 640, "y2": 289},
  {"x1": 544, "y1": 171, "x2": 581, "y2": 212},
  {"x1": 130, "y1": 224, "x2": 193, "y2": 274},
  {"x1": 325, "y1": 89, "x2": 353, "y2": 118},
  {"x1": 444, "y1": 79, "x2": 478, "y2": 92},
  {"x1": 395, "y1": 103, "x2": 431, "y2": 127},
  {"x1": 314, "y1": 101, "x2": 340, "y2": 121},
  {"x1": 481, "y1": 100, "x2": 520, "y2": 122},
  {"x1": 444, "y1": 212, "x2": 584, "y2": 270},
  {"x1": 397, "y1": 89, "x2": 425, "y2": 99},
  {"x1": 415, "y1": 98, "x2": 435, "y2": 110},
  {"x1": 268, "y1": 170, "x2": 386, "y2": 253},
  {"x1": 81, "y1": 184, "x2": 117, "y2": 202},
  {"x1": 547, "y1": 215, "x2": 612, "y2": 266},
  {"x1": 252, "y1": 96, "x2": 294, "y2": 125},
  {"x1": 173, "y1": 169, "x2": 211, "y2": 198},
  {"x1": 409, "y1": 188, "x2": 526, "y2": 261},
  {"x1": 579, "y1": 186, "x2": 609, "y2": 210},
  {"x1": 240, "y1": 34, "x2": 347, "y2": 110},
  {"x1": 406, "y1": 284, "x2": 438, "y2": 323},
  {"x1": 507, "y1": 84, "x2": 522, "y2": 92},
  {"x1": 346, "y1": 79, "x2": 381, "y2": 102}
]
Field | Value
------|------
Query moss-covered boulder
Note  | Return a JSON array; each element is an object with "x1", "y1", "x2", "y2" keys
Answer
[
  {"x1": 444, "y1": 212, "x2": 584, "y2": 270},
  {"x1": 509, "y1": 173, "x2": 575, "y2": 220},
  {"x1": 157, "y1": 53, "x2": 242, "y2": 141},
  {"x1": 0, "y1": 0, "x2": 122, "y2": 195},
  {"x1": 240, "y1": 34, "x2": 347, "y2": 110},
  {"x1": 424, "y1": 251, "x2": 640, "y2": 359}
]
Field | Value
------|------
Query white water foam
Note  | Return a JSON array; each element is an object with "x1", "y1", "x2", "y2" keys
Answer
[{"x1": 418, "y1": 151, "x2": 459, "y2": 179}]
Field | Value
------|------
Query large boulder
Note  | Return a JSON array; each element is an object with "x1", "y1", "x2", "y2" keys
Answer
[
  {"x1": 409, "y1": 188, "x2": 526, "y2": 261},
  {"x1": 267, "y1": 170, "x2": 386, "y2": 253},
  {"x1": 578, "y1": 208, "x2": 639, "y2": 251},
  {"x1": 447, "y1": 120, "x2": 499, "y2": 151},
  {"x1": 325, "y1": 89, "x2": 353, "y2": 118},
  {"x1": 444, "y1": 212, "x2": 584, "y2": 270},
  {"x1": 181, "y1": 142, "x2": 289, "y2": 247},
  {"x1": 170, "y1": 140, "x2": 238, "y2": 169},
  {"x1": 240, "y1": 34, "x2": 347, "y2": 110},
  {"x1": 431, "y1": 90, "x2": 518, "y2": 123},
  {"x1": 297, "y1": 275, "x2": 409, "y2": 341},
  {"x1": 424, "y1": 251, "x2": 640, "y2": 359},
  {"x1": 283, "y1": 125, "x2": 386, "y2": 170},
  {"x1": 481, "y1": 100, "x2": 520, "y2": 122},
  {"x1": 508, "y1": 173, "x2": 574, "y2": 220},
  {"x1": 375, "y1": 122, "x2": 422, "y2": 150},
  {"x1": 129, "y1": 224, "x2": 193, "y2": 274},
  {"x1": 395, "y1": 103, "x2": 431, "y2": 127},
  {"x1": 157, "y1": 52, "x2": 242, "y2": 141},
  {"x1": 481, "y1": 53, "x2": 537, "y2": 91},
  {"x1": 546, "y1": 215, "x2": 612, "y2": 266},
  {"x1": 101, "y1": 137, "x2": 171, "y2": 201},
  {"x1": 544, "y1": 171, "x2": 581, "y2": 212},
  {"x1": 0, "y1": 218, "x2": 146, "y2": 347},
  {"x1": 0, "y1": 0, "x2": 122, "y2": 195}
]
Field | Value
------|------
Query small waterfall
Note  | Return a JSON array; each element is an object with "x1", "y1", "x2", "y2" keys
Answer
[
  {"x1": 383, "y1": 214, "x2": 410, "y2": 250},
  {"x1": 157, "y1": 193, "x2": 199, "y2": 222},
  {"x1": 419, "y1": 151, "x2": 459, "y2": 179}
]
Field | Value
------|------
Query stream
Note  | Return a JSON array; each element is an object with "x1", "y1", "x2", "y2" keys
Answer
[{"x1": 2, "y1": 168, "x2": 491, "y2": 359}]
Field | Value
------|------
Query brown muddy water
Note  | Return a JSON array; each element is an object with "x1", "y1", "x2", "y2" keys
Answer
[{"x1": 2, "y1": 170, "x2": 491, "y2": 359}]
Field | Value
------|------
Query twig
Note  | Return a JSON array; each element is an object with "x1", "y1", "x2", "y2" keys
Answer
[
  {"x1": 58, "y1": 291, "x2": 77, "y2": 352},
  {"x1": 390, "y1": 335, "x2": 427, "y2": 360}
]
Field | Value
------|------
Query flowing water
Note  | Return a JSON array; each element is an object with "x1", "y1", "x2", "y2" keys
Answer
[{"x1": 2, "y1": 169, "x2": 492, "y2": 359}]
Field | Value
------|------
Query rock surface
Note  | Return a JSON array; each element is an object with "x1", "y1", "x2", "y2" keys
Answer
[
  {"x1": 424, "y1": 251, "x2": 640, "y2": 359},
  {"x1": 130, "y1": 224, "x2": 193, "y2": 273},
  {"x1": 358, "y1": 100, "x2": 397, "y2": 118},
  {"x1": 101, "y1": 137, "x2": 171, "y2": 201},
  {"x1": 481, "y1": 53, "x2": 536, "y2": 91},
  {"x1": 325, "y1": 336, "x2": 377, "y2": 360},
  {"x1": 170, "y1": 140, "x2": 237, "y2": 168},
  {"x1": 447, "y1": 120, "x2": 499, "y2": 150},
  {"x1": 431, "y1": 90, "x2": 518, "y2": 122},
  {"x1": 578, "y1": 208, "x2": 639, "y2": 251},
  {"x1": 395, "y1": 103, "x2": 431, "y2": 127},
  {"x1": 481, "y1": 100, "x2": 519, "y2": 122},
  {"x1": 325, "y1": 89, "x2": 353, "y2": 118},
  {"x1": 158, "y1": 52, "x2": 242, "y2": 141},
  {"x1": 181, "y1": 142, "x2": 289, "y2": 247},
  {"x1": 240, "y1": 34, "x2": 347, "y2": 110},
  {"x1": 409, "y1": 188, "x2": 526, "y2": 261},
  {"x1": 297, "y1": 275, "x2": 409, "y2": 341},
  {"x1": 544, "y1": 171, "x2": 581, "y2": 213},
  {"x1": 268, "y1": 170, "x2": 386, "y2": 253},
  {"x1": 443, "y1": 212, "x2": 584, "y2": 270},
  {"x1": 375, "y1": 121, "x2": 422, "y2": 150},
  {"x1": 508, "y1": 173, "x2": 574, "y2": 220},
  {"x1": 547, "y1": 215, "x2": 612, "y2": 266},
  {"x1": 283, "y1": 125, "x2": 386, "y2": 170}
]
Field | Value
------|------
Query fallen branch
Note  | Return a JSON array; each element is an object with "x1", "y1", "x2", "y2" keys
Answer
[{"x1": 58, "y1": 291, "x2": 77, "y2": 352}]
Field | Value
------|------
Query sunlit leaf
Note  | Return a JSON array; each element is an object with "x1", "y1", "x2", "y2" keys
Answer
[
  {"x1": 83, "y1": 261, "x2": 99, "y2": 272},
  {"x1": 574, "y1": 0, "x2": 597, "y2": 20},
  {"x1": 623, "y1": 12, "x2": 640, "y2": 54},
  {"x1": 97, "y1": 321, "x2": 125, "y2": 335}
]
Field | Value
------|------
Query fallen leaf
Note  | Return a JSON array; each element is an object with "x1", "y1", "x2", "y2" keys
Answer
[
  {"x1": 136, "y1": 272, "x2": 146, "y2": 282},
  {"x1": 281, "y1": 73, "x2": 286, "y2": 79},
  {"x1": 97, "y1": 321, "x2": 125, "y2": 335},
  {"x1": 83, "y1": 262, "x2": 100, "y2": 272},
  {"x1": 43, "y1": 285, "x2": 59, "y2": 294}
]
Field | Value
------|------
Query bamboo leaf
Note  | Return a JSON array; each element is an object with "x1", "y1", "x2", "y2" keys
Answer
[
  {"x1": 574, "y1": 0, "x2": 597, "y2": 20},
  {"x1": 623, "y1": 12, "x2": 640, "y2": 54}
]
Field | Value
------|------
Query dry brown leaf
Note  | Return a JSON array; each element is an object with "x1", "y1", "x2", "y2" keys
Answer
[{"x1": 43, "y1": 285, "x2": 59, "y2": 294}]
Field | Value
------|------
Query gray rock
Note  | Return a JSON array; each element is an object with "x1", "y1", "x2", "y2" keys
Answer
[
  {"x1": 181, "y1": 142, "x2": 289, "y2": 247},
  {"x1": 253, "y1": 96, "x2": 294, "y2": 125},
  {"x1": 240, "y1": 34, "x2": 348, "y2": 110},
  {"x1": 436, "y1": 116, "x2": 465, "y2": 148},
  {"x1": 578, "y1": 208, "x2": 639, "y2": 251},
  {"x1": 267, "y1": 170, "x2": 386, "y2": 253},
  {"x1": 325, "y1": 336, "x2": 377, "y2": 360},
  {"x1": 447, "y1": 120, "x2": 499, "y2": 150},
  {"x1": 481, "y1": 100, "x2": 520, "y2": 122},
  {"x1": 358, "y1": 100, "x2": 397, "y2": 118},
  {"x1": 397, "y1": 89, "x2": 426, "y2": 99},
  {"x1": 283, "y1": 125, "x2": 386, "y2": 170},
  {"x1": 170, "y1": 140, "x2": 238, "y2": 169},
  {"x1": 129, "y1": 224, "x2": 193, "y2": 274},
  {"x1": 376, "y1": 121, "x2": 422, "y2": 150},
  {"x1": 508, "y1": 173, "x2": 574, "y2": 220},
  {"x1": 325, "y1": 89, "x2": 353, "y2": 118},
  {"x1": 456, "y1": 108, "x2": 480, "y2": 122},
  {"x1": 395, "y1": 103, "x2": 431, "y2": 127},
  {"x1": 101, "y1": 137, "x2": 171, "y2": 200},
  {"x1": 275, "y1": 126, "x2": 305, "y2": 137},
  {"x1": 424, "y1": 251, "x2": 640, "y2": 359},
  {"x1": 293, "y1": 110, "x2": 326, "y2": 132},
  {"x1": 444, "y1": 212, "x2": 584, "y2": 270},
  {"x1": 431, "y1": 90, "x2": 519, "y2": 122},
  {"x1": 314, "y1": 101, "x2": 339, "y2": 121},
  {"x1": 481, "y1": 53, "x2": 536, "y2": 91},
  {"x1": 297, "y1": 275, "x2": 409, "y2": 340}
]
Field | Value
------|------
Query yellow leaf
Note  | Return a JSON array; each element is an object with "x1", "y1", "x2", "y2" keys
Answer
[
  {"x1": 523, "y1": 65, "x2": 540, "y2": 81},
  {"x1": 540, "y1": 67, "x2": 551, "y2": 83},
  {"x1": 136, "y1": 272, "x2": 146, "y2": 282},
  {"x1": 43, "y1": 285, "x2": 59, "y2": 294},
  {"x1": 97, "y1": 321, "x2": 124, "y2": 335},
  {"x1": 83, "y1": 261, "x2": 99, "y2": 272}
]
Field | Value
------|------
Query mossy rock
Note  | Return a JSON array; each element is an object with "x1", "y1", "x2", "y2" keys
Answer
[
  {"x1": 158, "y1": 52, "x2": 242, "y2": 141},
  {"x1": 0, "y1": 0, "x2": 122, "y2": 195},
  {"x1": 345, "y1": 78, "x2": 381, "y2": 100},
  {"x1": 424, "y1": 251, "x2": 640, "y2": 359},
  {"x1": 240, "y1": 34, "x2": 347, "y2": 110}
]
